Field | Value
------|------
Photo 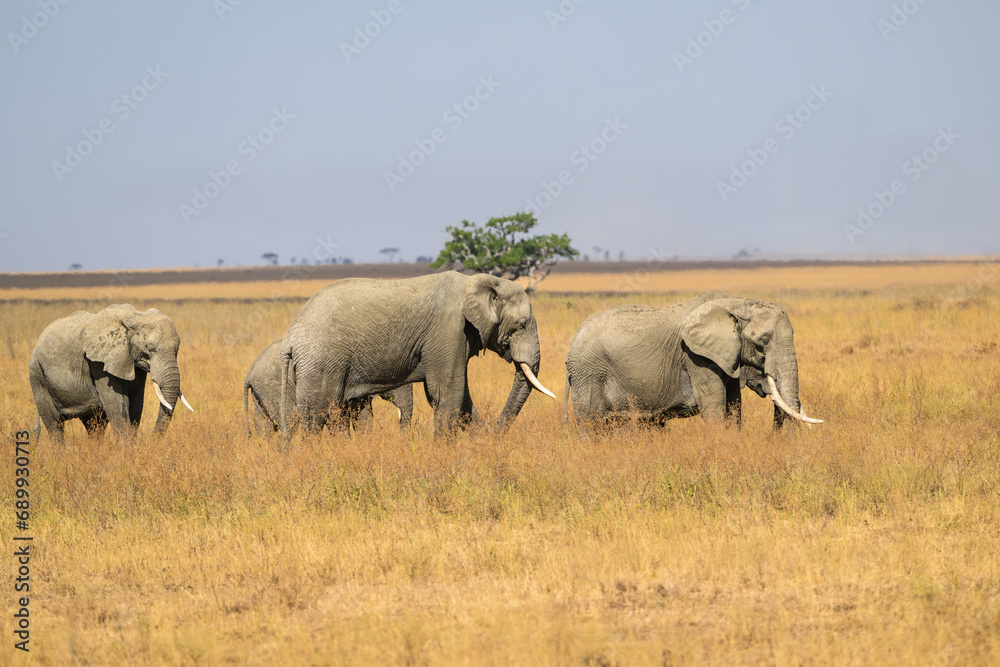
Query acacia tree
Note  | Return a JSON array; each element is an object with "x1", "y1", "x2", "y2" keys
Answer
[{"x1": 431, "y1": 213, "x2": 578, "y2": 291}]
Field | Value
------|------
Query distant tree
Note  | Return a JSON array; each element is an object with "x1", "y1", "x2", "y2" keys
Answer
[
  {"x1": 69, "y1": 263, "x2": 82, "y2": 271},
  {"x1": 380, "y1": 247, "x2": 399, "y2": 262},
  {"x1": 217, "y1": 259, "x2": 224, "y2": 267},
  {"x1": 431, "y1": 212, "x2": 578, "y2": 292},
  {"x1": 341, "y1": 257, "x2": 354, "y2": 265},
  {"x1": 733, "y1": 247, "x2": 762, "y2": 261},
  {"x1": 415, "y1": 255, "x2": 434, "y2": 263},
  {"x1": 261, "y1": 253, "x2": 278, "y2": 266}
]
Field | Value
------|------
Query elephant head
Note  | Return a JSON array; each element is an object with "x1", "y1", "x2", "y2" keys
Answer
[
  {"x1": 462, "y1": 274, "x2": 555, "y2": 426},
  {"x1": 82, "y1": 305, "x2": 193, "y2": 431},
  {"x1": 681, "y1": 298, "x2": 822, "y2": 427}
]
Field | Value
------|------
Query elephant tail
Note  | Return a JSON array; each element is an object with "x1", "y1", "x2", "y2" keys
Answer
[
  {"x1": 279, "y1": 345, "x2": 292, "y2": 436},
  {"x1": 243, "y1": 374, "x2": 252, "y2": 437},
  {"x1": 562, "y1": 373, "x2": 571, "y2": 424}
]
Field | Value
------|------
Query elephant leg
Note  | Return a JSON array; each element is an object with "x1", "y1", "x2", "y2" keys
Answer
[
  {"x1": 294, "y1": 369, "x2": 341, "y2": 433},
  {"x1": 250, "y1": 391, "x2": 279, "y2": 434},
  {"x1": 566, "y1": 376, "x2": 590, "y2": 423},
  {"x1": 328, "y1": 402, "x2": 358, "y2": 435},
  {"x1": 32, "y1": 391, "x2": 66, "y2": 444},
  {"x1": 128, "y1": 371, "x2": 147, "y2": 429},
  {"x1": 687, "y1": 364, "x2": 728, "y2": 422},
  {"x1": 41, "y1": 414, "x2": 65, "y2": 444},
  {"x1": 422, "y1": 382, "x2": 435, "y2": 409},
  {"x1": 29, "y1": 364, "x2": 65, "y2": 443},
  {"x1": 347, "y1": 396, "x2": 374, "y2": 435},
  {"x1": 571, "y1": 375, "x2": 610, "y2": 424},
  {"x1": 425, "y1": 359, "x2": 467, "y2": 435},
  {"x1": 82, "y1": 407, "x2": 109, "y2": 436},
  {"x1": 724, "y1": 376, "x2": 742, "y2": 428},
  {"x1": 92, "y1": 373, "x2": 134, "y2": 436},
  {"x1": 460, "y1": 383, "x2": 478, "y2": 425},
  {"x1": 380, "y1": 385, "x2": 414, "y2": 428}
]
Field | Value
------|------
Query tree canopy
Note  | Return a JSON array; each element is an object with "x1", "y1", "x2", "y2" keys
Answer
[{"x1": 430, "y1": 213, "x2": 578, "y2": 291}]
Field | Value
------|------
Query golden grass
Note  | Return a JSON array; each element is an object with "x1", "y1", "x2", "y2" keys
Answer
[{"x1": 0, "y1": 265, "x2": 998, "y2": 664}]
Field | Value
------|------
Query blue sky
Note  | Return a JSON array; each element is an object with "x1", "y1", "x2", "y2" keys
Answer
[{"x1": 1, "y1": 1, "x2": 997, "y2": 272}]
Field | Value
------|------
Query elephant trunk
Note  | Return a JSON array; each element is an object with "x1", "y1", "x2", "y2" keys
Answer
[
  {"x1": 497, "y1": 325, "x2": 551, "y2": 428},
  {"x1": 150, "y1": 359, "x2": 181, "y2": 432},
  {"x1": 498, "y1": 368, "x2": 531, "y2": 428},
  {"x1": 764, "y1": 342, "x2": 821, "y2": 426}
]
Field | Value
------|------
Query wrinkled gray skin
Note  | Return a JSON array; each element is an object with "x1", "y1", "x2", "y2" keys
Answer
[
  {"x1": 29, "y1": 304, "x2": 186, "y2": 442},
  {"x1": 565, "y1": 291, "x2": 806, "y2": 428},
  {"x1": 244, "y1": 340, "x2": 415, "y2": 435},
  {"x1": 280, "y1": 271, "x2": 543, "y2": 436}
]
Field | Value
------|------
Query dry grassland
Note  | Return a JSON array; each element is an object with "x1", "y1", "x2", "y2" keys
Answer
[{"x1": 0, "y1": 263, "x2": 998, "y2": 665}]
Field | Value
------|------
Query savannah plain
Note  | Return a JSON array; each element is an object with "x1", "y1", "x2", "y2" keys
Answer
[{"x1": 0, "y1": 261, "x2": 998, "y2": 665}]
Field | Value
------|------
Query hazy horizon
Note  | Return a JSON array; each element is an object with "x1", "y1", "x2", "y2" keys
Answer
[{"x1": 2, "y1": 1, "x2": 998, "y2": 273}]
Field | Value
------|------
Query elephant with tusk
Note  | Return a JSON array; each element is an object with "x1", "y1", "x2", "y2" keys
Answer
[
  {"x1": 279, "y1": 271, "x2": 555, "y2": 436},
  {"x1": 244, "y1": 340, "x2": 415, "y2": 435},
  {"x1": 564, "y1": 291, "x2": 822, "y2": 428},
  {"x1": 28, "y1": 304, "x2": 193, "y2": 442}
]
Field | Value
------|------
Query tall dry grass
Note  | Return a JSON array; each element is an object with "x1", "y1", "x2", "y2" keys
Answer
[{"x1": 0, "y1": 269, "x2": 998, "y2": 664}]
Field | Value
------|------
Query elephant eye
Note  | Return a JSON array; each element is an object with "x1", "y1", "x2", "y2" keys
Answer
[{"x1": 759, "y1": 334, "x2": 770, "y2": 346}]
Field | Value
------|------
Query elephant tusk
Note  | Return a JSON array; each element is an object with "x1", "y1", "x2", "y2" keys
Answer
[
  {"x1": 767, "y1": 376, "x2": 823, "y2": 424},
  {"x1": 180, "y1": 393, "x2": 194, "y2": 413},
  {"x1": 519, "y1": 362, "x2": 557, "y2": 399},
  {"x1": 153, "y1": 381, "x2": 174, "y2": 412}
]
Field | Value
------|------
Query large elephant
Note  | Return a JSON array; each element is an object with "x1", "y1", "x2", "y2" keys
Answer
[
  {"x1": 279, "y1": 271, "x2": 555, "y2": 435},
  {"x1": 244, "y1": 340, "x2": 414, "y2": 435},
  {"x1": 29, "y1": 304, "x2": 193, "y2": 442},
  {"x1": 564, "y1": 291, "x2": 822, "y2": 427}
]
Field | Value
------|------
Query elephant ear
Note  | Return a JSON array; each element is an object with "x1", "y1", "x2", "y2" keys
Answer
[
  {"x1": 462, "y1": 274, "x2": 500, "y2": 347},
  {"x1": 82, "y1": 306, "x2": 136, "y2": 381},
  {"x1": 681, "y1": 302, "x2": 741, "y2": 378}
]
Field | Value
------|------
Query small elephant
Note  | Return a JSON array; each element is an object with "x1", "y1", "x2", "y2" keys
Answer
[
  {"x1": 564, "y1": 291, "x2": 822, "y2": 427},
  {"x1": 244, "y1": 340, "x2": 414, "y2": 435},
  {"x1": 279, "y1": 271, "x2": 555, "y2": 436},
  {"x1": 29, "y1": 304, "x2": 193, "y2": 442}
]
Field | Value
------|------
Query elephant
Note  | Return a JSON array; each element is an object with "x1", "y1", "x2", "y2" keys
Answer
[
  {"x1": 564, "y1": 291, "x2": 822, "y2": 428},
  {"x1": 28, "y1": 304, "x2": 193, "y2": 442},
  {"x1": 278, "y1": 271, "x2": 555, "y2": 436},
  {"x1": 244, "y1": 340, "x2": 415, "y2": 435}
]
